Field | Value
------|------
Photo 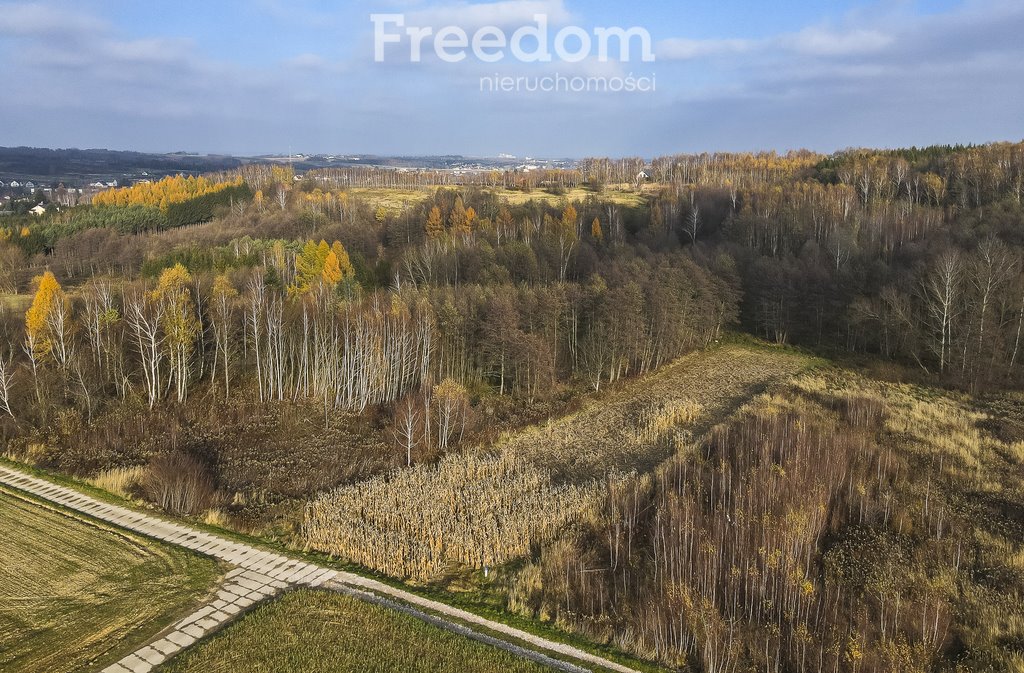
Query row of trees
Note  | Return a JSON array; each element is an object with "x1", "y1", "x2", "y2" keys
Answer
[
  {"x1": 3, "y1": 241, "x2": 735, "y2": 429},
  {"x1": 91, "y1": 174, "x2": 245, "y2": 211}
]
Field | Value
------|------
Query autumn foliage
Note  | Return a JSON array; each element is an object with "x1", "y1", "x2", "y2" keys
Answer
[{"x1": 92, "y1": 174, "x2": 245, "y2": 212}]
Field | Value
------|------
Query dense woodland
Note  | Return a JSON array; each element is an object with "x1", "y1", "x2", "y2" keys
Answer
[{"x1": 2, "y1": 141, "x2": 1023, "y2": 672}]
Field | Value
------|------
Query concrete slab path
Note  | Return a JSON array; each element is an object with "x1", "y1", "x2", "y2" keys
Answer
[{"x1": 0, "y1": 465, "x2": 641, "y2": 673}]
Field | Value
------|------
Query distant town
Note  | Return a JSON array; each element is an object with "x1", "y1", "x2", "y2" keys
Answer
[{"x1": 0, "y1": 146, "x2": 575, "y2": 216}]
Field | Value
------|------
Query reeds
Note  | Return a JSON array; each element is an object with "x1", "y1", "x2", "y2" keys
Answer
[{"x1": 304, "y1": 452, "x2": 601, "y2": 580}]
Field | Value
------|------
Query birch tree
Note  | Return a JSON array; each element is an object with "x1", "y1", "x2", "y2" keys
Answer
[
  {"x1": 921, "y1": 251, "x2": 965, "y2": 373},
  {"x1": 0, "y1": 350, "x2": 15, "y2": 418}
]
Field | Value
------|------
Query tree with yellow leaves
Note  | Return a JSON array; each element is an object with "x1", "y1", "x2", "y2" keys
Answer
[
  {"x1": 449, "y1": 197, "x2": 470, "y2": 237},
  {"x1": 425, "y1": 206, "x2": 444, "y2": 239},
  {"x1": 295, "y1": 240, "x2": 330, "y2": 293},
  {"x1": 591, "y1": 217, "x2": 604, "y2": 243},
  {"x1": 156, "y1": 264, "x2": 200, "y2": 402},
  {"x1": 24, "y1": 271, "x2": 72, "y2": 403},
  {"x1": 322, "y1": 250, "x2": 343, "y2": 286},
  {"x1": 295, "y1": 239, "x2": 354, "y2": 294},
  {"x1": 92, "y1": 174, "x2": 244, "y2": 210},
  {"x1": 25, "y1": 271, "x2": 70, "y2": 366},
  {"x1": 332, "y1": 241, "x2": 352, "y2": 276},
  {"x1": 557, "y1": 205, "x2": 579, "y2": 280}
]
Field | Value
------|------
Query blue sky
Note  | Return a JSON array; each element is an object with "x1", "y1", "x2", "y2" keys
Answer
[{"x1": 0, "y1": 0, "x2": 1020, "y2": 157}]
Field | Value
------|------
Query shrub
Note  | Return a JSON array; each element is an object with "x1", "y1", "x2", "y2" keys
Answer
[{"x1": 144, "y1": 451, "x2": 215, "y2": 515}]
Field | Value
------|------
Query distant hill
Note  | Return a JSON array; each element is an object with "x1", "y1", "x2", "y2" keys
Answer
[
  {"x1": 0, "y1": 146, "x2": 573, "y2": 186},
  {"x1": 0, "y1": 147, "x2": 243, "y2": 186}
]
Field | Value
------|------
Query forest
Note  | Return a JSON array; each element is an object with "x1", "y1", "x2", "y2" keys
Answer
[{"x1": 1, "y1": 141, "x2": 1023, "y2": 672}]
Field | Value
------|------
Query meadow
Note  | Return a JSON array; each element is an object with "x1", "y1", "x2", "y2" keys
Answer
[
  {"x1": 0, "y1": 490, "x2": 221, "y2": 673},
  {"x1": 345, "y1": 184, "x2": 648, "y2": 214}
]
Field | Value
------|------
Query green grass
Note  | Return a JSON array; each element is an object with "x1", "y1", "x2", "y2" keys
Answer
[
  {"x1": 160, "y1": 589, "x2": 558, "y2": 673},
  {"x1": 0, "y1": 489, "x2": 222, "y2": 673}
]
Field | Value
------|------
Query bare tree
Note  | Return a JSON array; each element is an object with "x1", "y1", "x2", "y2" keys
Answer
[
  {"x1": 392, "y1": 394, "x2": 422, "y2": 467},
  {"x1": 685, "y1": 204, "x2": 701, "y2": 244},
  {"x1": 432, "y1": 378, "x2": 468, "y2": 451},
  {"x1": 921, "y1": 251, "x2": 965, "y2": 373},
  {"x1": 0, "y1": 350, "x2": 15, "y2": 418},
  {"x1": 969, "y1": 238, "x2": 1014, "y2": 376},
  {"x1": 125, "y1": 286, "x2": 166, "y2": 409}
]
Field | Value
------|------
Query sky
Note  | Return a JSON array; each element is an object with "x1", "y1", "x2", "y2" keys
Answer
[{"x1": 0, "y1": 0, "x2": 1021, "y2": 158}]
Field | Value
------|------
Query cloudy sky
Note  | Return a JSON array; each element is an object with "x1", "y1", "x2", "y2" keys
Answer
[{"x1": 0, "y1": 0, "x2": 1021, "y2": 157}]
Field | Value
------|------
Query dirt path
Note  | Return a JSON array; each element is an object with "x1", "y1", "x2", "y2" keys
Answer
[{"x1": 0, "y1": 465, "x2": 639, "y2": 673}]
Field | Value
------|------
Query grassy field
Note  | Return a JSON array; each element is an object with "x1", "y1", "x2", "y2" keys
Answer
[
  {"x1": 346, "y1": 185, "x2": 648, "y2": 213},
  {"x1": 161, "y1": 589, "x2": 557, "y2": 673},
  {"x1": 0, "y1": 490, "x2": 222, "y2": 673},
  {"x1": 0, "y1": 292, "x2": 31, "y2": 311}
]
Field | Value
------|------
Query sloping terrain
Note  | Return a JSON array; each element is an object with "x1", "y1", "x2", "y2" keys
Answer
[{"x1": 305, "y1": 343, "x2": 813, "y2": 580}]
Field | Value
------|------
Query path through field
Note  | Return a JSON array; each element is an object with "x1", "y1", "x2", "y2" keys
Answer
[{"x1": 0, "y1": 465, "x2": 639, "y2": 673}]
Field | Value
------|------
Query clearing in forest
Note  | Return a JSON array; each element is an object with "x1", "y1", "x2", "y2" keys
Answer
[
  {"x1": 0, "y1": 490, "x2": 221, "y2": 673},
  {"x1": 305, "y1": 342, "x2": 814, "y2": 580}
]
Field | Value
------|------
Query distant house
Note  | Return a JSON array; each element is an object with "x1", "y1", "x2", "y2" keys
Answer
[
  {"x1": 24, "y1": 181, "x2": 36, "y2": 190},
  {"x1": 55, "y1": 183, "x2": 72, "y2": 207},
  {"x1": 9, "y1": 181, "x2": 21, "y2": 188},
  {"x1": 29, "y1": 204, "x2": 47, "y2": 216}
]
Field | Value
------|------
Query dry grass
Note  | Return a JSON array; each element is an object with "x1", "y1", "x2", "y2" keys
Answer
[
  {"x1": 343, "y1": 185, "x2": 647, "y2": 213},
  {"x1": 508, "y1": 370, "x2": 1024, "y2": 671},
  {"x1": 305, "y1": 453, "x2": 601, "y2": 581},
  {"x1": 634, "y1": 398, "x2": 703, "y2": 445},
  {"x1": 494, "y1": 187, "x2": 646, "y2": 208},
  {"x1": 0, "y1": 490, "x2": 220, "y2": 673},
  {"x1": 86, "y1": 465, "x2": 146, "y2": 499},
  {"x1": 304, "y1": 344, "x2": 812, "y2": 581},
  {"x1": 345, "y1": 187, "x2": 437, "y2": 213},
  {"x1": 499, "y1": 344, "x2": 811, "y2": 478},
  {"x1": 0, "y1": 292, "x2": 31, "y2": 311}
]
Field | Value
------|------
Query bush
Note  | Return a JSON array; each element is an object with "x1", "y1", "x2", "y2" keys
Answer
[{"x1": 144, "y1": 451, "x2": 216, "y2": 515}]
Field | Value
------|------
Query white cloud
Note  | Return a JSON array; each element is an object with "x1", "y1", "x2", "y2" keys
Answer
[
  {"x1": 657, "y1": 19, "x2": 896, "y2": 62},
  {"x1": 0, "y1": 1, "x2": 105, "y2": 36},
  {"x1": 785, "y1": 27, "x2": 893, "y2": 57},
  {"x1": 656, "y1": 37, "x2": 752, "y2": 61},
  {"x1": 403, "y1": 0, "x2": 572, "y2": 30}
]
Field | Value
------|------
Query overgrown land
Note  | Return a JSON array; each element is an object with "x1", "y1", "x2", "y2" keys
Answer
[{"x1": 1, "y1": 143, "x2": 1024, "y2": 671}]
